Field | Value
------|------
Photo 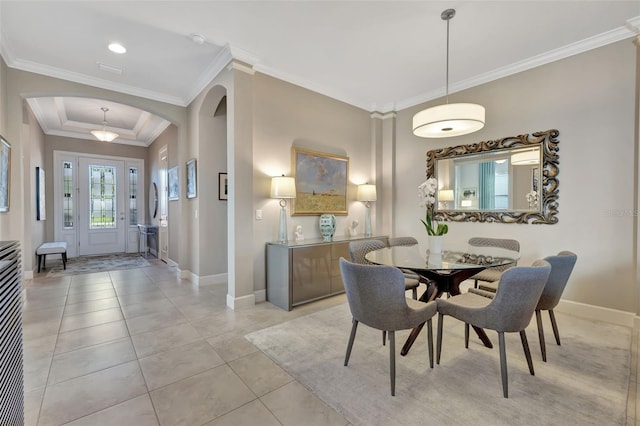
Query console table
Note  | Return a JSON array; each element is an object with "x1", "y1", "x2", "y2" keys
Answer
[{"x1": 266, "y1": 235, "x2": 387, "y2": 311}]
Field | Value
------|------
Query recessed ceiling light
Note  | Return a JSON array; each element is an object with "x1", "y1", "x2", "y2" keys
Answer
[
  {"x1": 108, "y1": 43, "x2": 126, "y2": 54},
  {"x1": 191, "y1": 33, "x2": 206, "y2": 45}
]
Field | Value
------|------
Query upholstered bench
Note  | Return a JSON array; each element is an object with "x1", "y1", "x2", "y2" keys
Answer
[{"x1": 36, "y1": 242, "x2": 67, "y2": 273}]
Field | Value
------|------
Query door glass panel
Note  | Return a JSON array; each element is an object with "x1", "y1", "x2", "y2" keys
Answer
[
  {"x1": 88, "y1": 164, "x2": 117, "y2": 229},
  {"x1": 63, "y1": 161, "x2": 74, "y2": 229},
  {"x1": 129, "y1": 167, "x2": 138, "y2": 226}
]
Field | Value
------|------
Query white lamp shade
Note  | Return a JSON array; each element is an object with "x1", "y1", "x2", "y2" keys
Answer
[
  {"x1": 438, "y1": 189, "x2": 454, "y2": 202},
  {"x1": 357, "y1": 184, "x2": 377, "y2": 202},
  {"x1": 270, "y1": 176, "x2": 296, "y2": 199},
  {"x1": 413, "y1": 103, "x2": 485, "y2": 138},
  {"x1": 511, "y1": 150, "x2": 540, "y2": 165},
  {"x1": 91, "y1": 129, "x2": 119, "y2": 142}
]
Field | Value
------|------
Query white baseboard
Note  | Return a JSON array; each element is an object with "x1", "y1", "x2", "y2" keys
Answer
[
  {"x1": 254, "y1": 289, "x2": 266, "y2": 303},
  {"x1": 199, "y1": 273, "x2": 228, "y2": 286},
  {"x1": 166, "y1": 258, "x2": 178, "y2": 268},
  {"x1": 557, "y1": 299, "x2": 636, "y2": 328},
  {"x1": 227, "y1": 293, "x2": 256, "y2": 310}
]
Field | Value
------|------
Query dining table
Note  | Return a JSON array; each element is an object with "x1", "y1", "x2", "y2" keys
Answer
[{"x1": 365, "y1": 245, "x2": 518, "y2": 356}]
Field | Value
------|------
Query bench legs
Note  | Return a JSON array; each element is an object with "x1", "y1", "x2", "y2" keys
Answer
[{"x1": 37, "y1": 252, "x2": 67, "y2": 273}]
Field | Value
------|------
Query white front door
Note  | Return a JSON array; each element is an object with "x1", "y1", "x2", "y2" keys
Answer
[{"x1": 78, "y1": 157, "x2": 126, "y2": 255}]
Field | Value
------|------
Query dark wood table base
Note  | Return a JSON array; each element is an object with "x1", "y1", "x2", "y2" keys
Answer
[{"x1": 401, "y1": 267, "x2": 493, "y2": 356}]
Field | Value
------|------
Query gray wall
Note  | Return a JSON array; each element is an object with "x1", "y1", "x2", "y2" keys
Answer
[
  {"x1": 251, "y1": 72, "x2": 373, "y2": 293},
  {"x1": 0, "y1": 68, "x2": 189, "y2": 272},
  {"x1": 393, "y1": 39, "x2": 638, "y2": 312},
  {"x1": 24, "y1": 106, "x2": 46, "y2": 272},
  {"x1": 147, "y1": 124, "x2": 179, "y2": 263}
]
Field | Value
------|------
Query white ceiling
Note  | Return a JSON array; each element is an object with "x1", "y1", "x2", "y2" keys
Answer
[{"x1": 1, "y1": 1, "x2": 639, "y2": 146}]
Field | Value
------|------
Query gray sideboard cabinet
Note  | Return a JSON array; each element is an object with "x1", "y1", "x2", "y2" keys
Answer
[{"x1": 266, "y1": 235, "x2": 387, "y2": 310}]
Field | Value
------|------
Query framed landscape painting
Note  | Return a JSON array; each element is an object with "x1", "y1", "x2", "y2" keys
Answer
[{"x1": 291, "y1": 147, "x2": 348, "y2": 215}]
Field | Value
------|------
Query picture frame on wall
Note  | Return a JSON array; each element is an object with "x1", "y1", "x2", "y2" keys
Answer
[
  {"x1": 291, "y1": 147, "x2": 349, "y2": 215},
  {"x1": 186, "y1": 159, "x2": 197, "y2": 199},
  {"x1": 168, "y1": 166, "x2": 179, "y2": 200},
  {"x1": 218, "y1": 172, "x2": 228, "y2": 201},
  {"x1": 36, "y1": 167, "x2": 46, "y2": 220},
  {"x1": 0, "y1": 136, "x2": 10, "y2": 213}
]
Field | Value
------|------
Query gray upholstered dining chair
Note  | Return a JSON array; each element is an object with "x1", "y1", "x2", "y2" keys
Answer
[
  {"x1": 388, "y1": 236, "x2": 419, "y2": 247},
  {"x1": 534, "y1": 251, "x2": 577, "y2": 361},
  {"x1": 349, "y1": 240, "x2": 420, "y2": 300},
  {"x1": 339, "y1": 258, "x2": 437, "y2": 396},
  {"x1": 436, "y1": 260, "x2": 551, "y2": 398},
  {"x1": 471, "y1": 251, "x2": 577, "y2": 362},
  {"x1": 468, "y1": 237, "x2": 520, "y2": 288}
]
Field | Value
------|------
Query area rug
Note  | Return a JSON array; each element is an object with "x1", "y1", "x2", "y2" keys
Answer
[
  {"x1": 46, "y1": 253, "x2": 151, "y2": 277},
  {"x1": 246, "y1": 303, "x2": 631, "y2": 426}
]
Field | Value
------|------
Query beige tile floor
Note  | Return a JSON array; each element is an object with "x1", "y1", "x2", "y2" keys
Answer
[
  {"x1": 23, "y1": 260, "x2": 351, "y2": 426},
  {"x1": 21, "y1": 260, "x2": 640, "y2": 425}
]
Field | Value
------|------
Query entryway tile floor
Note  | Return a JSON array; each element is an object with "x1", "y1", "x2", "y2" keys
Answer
[
  {"x1": 22, "y1": 261, "x2": 639, "y2": 425},
  {"x1": 23, "y1": 261, "x2": 350, "y2": 425}
]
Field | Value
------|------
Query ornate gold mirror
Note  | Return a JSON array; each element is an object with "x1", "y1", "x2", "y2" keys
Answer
[{"x1": 427, "y1": 129, "x2": 559, "y2": 224}]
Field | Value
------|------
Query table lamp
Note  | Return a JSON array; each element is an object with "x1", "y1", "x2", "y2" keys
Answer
[
  {"x1": 438, "y1": 189, "x2": 454, "y2": 209},
  {"x1": 357, "y1": 184, "x2": 377, "y2": 237},
  {"x1": 271, "y1": 175, "x2": 296, "y2": 243}
]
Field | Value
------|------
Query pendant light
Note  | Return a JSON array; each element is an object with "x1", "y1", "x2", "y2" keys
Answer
[
  {"x1": 91, "y1": 107, "x2": 119, "y2": 142},
  {"x1": 413, "y1": 9, "x2": 485, "y2": 138}
]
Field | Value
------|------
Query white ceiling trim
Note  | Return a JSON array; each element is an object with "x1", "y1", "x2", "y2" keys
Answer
[
  {"x1": 184, "y1": 44, "x2": 260, "y2": 106},
  {"x1": 25, "y1": 98, "x2": 51, "y2": 133},
  {"x1": 7, "y1": 15, "x2": 640, "y2": 115},
  {"x1": 394, "y1": 18, "x2": 640, "y2": 113},
  {"x1": 3, "y1": 54, "x2": 187, "y2": 106},
  {"x1": 44, "y1": 128, "x2": 150, "y2": 147}
]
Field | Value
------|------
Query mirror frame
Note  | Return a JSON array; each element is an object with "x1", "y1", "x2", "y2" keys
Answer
[
  {"x1": 427, "y1": 129, "x2": 559, "y2": 224},
  {"x1": 150, "y1": 182, "x2": 158, "y2": 219}
]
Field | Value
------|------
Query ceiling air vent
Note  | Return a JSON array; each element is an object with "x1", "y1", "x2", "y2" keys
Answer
[{"x1": 97, "y1": 62, "x2": 124, "y2": 75}]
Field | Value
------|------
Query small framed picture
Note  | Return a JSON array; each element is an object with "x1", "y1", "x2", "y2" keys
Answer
[
  {"x1": 186, "y1": 159, "x2": 197, "y2": 199},
  {"x1": 168, "y1": 166, "x2": 179, "y2": 200},
  {"x1": 218, "y1": 172, "x2": 228, "y2": 201}
]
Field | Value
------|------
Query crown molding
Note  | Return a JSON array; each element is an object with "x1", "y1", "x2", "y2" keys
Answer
[
  {"x1": 5, "y1": 16, "x2": 639, "y2": 114},
  {"x1": 227, "y1": 61, "x2": 255, "y2": 75},
  {"x1": 5, "y1": 57, "x2": 187, "y2": 106},
  {"x1": 370, "y1": 112, "x2": 396, "y2": 120},
  {"x1": 394, "y1": 18, "x2": 640, "y2": 112},
  {"x1": 46, "y1": 129, "x2": 150, "y2": 147}
]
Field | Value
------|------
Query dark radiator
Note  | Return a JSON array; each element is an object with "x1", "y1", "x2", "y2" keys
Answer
[{"x1": 0, "y1": 241, "x2": 23, "y2": 425}]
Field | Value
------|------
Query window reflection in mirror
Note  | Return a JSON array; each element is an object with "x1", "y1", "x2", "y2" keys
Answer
[{"x1": 436, "y1": 146, "x2": 541, "y2": 212}]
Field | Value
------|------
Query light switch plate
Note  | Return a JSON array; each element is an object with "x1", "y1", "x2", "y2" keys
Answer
[{"x1": 255, "y1": 209, "x2": 263, "y2": 220}]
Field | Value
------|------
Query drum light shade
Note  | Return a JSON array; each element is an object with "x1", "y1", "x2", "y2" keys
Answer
[
  {"x1": 413, "y1": 9, "x2": 485, "y2": 139},
  {"x1": 413, "y1": 103, "x2": 485, "y2": 138}
]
